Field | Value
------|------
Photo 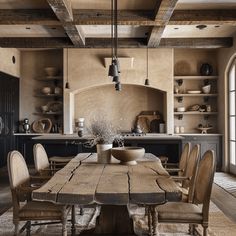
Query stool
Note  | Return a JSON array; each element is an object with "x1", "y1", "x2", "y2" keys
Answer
[{"x1": 49, "y1": 156, "x2": 74, "y2": 172}]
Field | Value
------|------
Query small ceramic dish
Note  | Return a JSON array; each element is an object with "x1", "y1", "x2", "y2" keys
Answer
[
  {"x1": 202, "y1": 85, "x2": 211, "y2": 94},
  {"x1": 41, "y1": 87, "x2": 52, "y2": 95}
]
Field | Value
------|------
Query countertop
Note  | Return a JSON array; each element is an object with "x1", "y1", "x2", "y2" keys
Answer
[
  {"x1": 14, "y1": 133, "x2": 222, "y2": 140},
  {"x1": 30, "y1": 133, "x2": 184, "y2": 140}
]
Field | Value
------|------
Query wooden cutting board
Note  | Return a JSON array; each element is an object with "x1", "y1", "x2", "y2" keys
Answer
[{"x1": 137, "y1": 114, "x2": 161, "y2": 133}]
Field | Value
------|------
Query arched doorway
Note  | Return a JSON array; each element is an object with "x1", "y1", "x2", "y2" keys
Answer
[{"x1": 228, "y1": 56, "x2": 236, "y2": 174}]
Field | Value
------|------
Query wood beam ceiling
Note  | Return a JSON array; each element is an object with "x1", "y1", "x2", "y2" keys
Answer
[
  {"x1": 0, "y1": 37, "x2": 232, "y2": 49},
  {"x1": 0, "y1": 9, "x2": 236, "y2": 26},
  {"x1": 46, "y1": 0, "x2": 85, "y2": 46},
  {"x1": 148, "y1": 0, "x2": 178, "y2": 47}
]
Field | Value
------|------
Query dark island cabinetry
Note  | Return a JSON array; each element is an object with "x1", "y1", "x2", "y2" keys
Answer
[{"x1": 16, "y1": 135, "x2": 183, "y2": 165}]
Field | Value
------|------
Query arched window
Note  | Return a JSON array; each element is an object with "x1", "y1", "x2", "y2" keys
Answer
[{"x1": 228, "y1": 58, "x2": 236, "y2": 174}]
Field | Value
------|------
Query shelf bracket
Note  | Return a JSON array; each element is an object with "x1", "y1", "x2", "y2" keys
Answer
[
  {"x1": 178, "y1": 114, "x2": 183, "y2": 120},
  {"x1": 176, "y1": 79, "x2": 183, "y2": 86},
  {"x1": 177, "y1": 96, "x2": 183, "y2": 103},
  {"x1": 204, "y1": 79, "x2": 209, "y2": 85}
]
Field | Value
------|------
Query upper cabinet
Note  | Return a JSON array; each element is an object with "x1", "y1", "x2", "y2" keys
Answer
[{"x1": 173, "y1": 49, "x2": 219, "y2": 134}]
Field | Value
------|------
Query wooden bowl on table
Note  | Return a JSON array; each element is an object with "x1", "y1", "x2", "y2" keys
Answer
[{"x1": 111, "y1": 147, "x2": 145, "y2": 165}]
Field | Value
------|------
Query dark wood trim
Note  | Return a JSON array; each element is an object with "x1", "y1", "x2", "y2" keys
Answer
[
  {"x1": 0, "y1": 9, "x2": 59, "y2": 25},
  {"x1": 0, "y1": 37, "x2": 74, "y2": 48},
  {"x1": 47, "y1": 0, "x2": 85, "y2": 46},
  {"x1": 148, "y1": 0, "x2": 178, "y2": 47},
  {"x1": 159, "y1": 37, "x2": 233, "y2": 48},
  {"x1": 170, "y1": 10, "x2": 236, "y2": 25},
  {"x1": 0, "y1": 37, "x2": 232, "y2": 48},
  {"x1": 0, "y1": 9, "x2": 236, "y2": 26}
]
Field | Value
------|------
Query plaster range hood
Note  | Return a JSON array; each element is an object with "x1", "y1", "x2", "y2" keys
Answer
[{"x1": 104, "y1": 57, "x2": 134, "y2": 69}]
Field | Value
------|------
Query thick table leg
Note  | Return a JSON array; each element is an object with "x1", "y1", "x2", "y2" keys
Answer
[
  {"x1": 80, "y1": 205, "x2": 135, "y2": 235},
  {"x1": 71, "y1": 205, "x2": 76, "y2": 236}
]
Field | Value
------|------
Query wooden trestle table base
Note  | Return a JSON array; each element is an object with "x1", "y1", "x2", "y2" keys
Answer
[{"x1": 32, "y1": 153, "x2": 181, "y2": 236}]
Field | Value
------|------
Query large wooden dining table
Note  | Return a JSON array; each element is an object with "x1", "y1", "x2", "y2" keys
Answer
[{"x1": 32, "y1": 153, "x2": 181, "y2": 236}]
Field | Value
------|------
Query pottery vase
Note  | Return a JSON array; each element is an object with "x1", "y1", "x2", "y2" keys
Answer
[
  {"x1": 97, "y1": 144, "x2": 112, "y2": 163},
  {"x1": 200, "y1": 63, "x2": 213, "y2": 76}
]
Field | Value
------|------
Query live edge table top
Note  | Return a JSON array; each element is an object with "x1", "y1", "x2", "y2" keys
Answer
[{"x1": 32, "y1": 153, "x2": 181, "y2": 206}]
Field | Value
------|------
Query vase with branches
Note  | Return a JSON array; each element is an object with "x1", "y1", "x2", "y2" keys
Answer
[{"x1": 85, "y1": 118, "x2": 123, "y2": 163}]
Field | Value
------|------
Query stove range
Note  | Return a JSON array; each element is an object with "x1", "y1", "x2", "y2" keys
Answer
[{"x1": 121, "y1": 132, "x2": 146, "y2": 137}]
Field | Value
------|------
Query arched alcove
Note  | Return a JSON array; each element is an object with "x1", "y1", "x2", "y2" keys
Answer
[{"x1": 73, "y1": 84, "x2": 166, "y2": 131}]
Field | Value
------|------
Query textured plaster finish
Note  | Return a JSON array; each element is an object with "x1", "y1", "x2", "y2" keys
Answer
[
  {"x1": 74, "y1": 84, "x2": 164, "y2": 132},
  {"x1": 0, "y1": 48, "x2": 20, "y2": 78},
  {"x1": 218, "y1": 32, "x2": 236, "y2": 171},
  {"x1": 63, "y1": 48, "x2": 174, "y2": 134}
]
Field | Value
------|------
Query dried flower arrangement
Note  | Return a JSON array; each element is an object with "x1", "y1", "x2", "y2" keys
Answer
[{"x1": 85, "y1": 118, "x2": 124, "y2": 147}]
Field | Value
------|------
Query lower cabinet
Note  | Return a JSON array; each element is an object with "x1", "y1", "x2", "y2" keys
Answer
[
  {"x1": 181, "y1": 135, "x2": 222, "y2": 171},
  {"x1": 16, "y1": 135, "x2": 96, "y2": 165}
]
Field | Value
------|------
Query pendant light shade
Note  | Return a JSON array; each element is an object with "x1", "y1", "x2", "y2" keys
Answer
[
  {"x1": 108, "y1": 59, "x2": 119, "y2": 77},
  {"x1": 65, "y1": 48, "x2": 70, "y2": 89},
  {"x1": 145, "y1": 78, "x2": 150, "y2": 86},
  {"x1": 145, "y1": 47, "x2": 150, "y2": 86},
  {"x1": 112, "y1": 76, "x2": 119, "y2": 83},
  {"x1": 65, "y1": 81, "x2": 70, "y2": 89},
  {"x1": 115, "y1": 82, "x2": 121, "y2": 91}
]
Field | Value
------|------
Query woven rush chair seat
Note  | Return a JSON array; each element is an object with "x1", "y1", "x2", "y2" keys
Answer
[{"x1": 18, "y1": 202, "x2": 70, "y2": 219}]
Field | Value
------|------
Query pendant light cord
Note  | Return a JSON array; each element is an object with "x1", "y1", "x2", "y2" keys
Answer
[
  {"x1": 146, "y1": 47, "x2": 148, "y2": 79},
  {"x1": 115, "y1": 0, "x2": 118, "y2": 59},
  {"x1": 111, "y1": 0, "x2": 114, "y2": 59}
]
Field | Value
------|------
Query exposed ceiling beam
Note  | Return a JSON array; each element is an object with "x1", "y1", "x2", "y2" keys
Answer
[
  {"x1": 0, "y1": 37, "x2": 232, "y2": 49},
  {"x1": 148, "y1": 0, "x2": 178, "y2": 47},
  {"x1": 47, "y1": 0, "x2": 85, "y2": 46},
  {"x1": 170, "y1": 10, "x2": 236, "y2": 25},
  {"x1": 160, "y1": 37, "x2": 233, "y2": 48},
  {"x1": 0, "y1": 9, "x2": 236, "y2": 26}
]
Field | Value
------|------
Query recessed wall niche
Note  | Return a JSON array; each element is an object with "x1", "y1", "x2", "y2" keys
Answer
[{"x1": 74, "y1": 84, "x2": 165, "y2": 132}]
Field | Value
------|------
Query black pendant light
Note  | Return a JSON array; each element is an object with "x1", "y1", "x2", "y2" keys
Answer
[
  {"x1": 145, "y1": 47, "x2": 150, "y2": 86},
  {"x1": 65, "y1": 48, "x2": 70, "y2": 89},
  {"x1": 108, "y1": 0, "x2": 121, "y2": 91}
]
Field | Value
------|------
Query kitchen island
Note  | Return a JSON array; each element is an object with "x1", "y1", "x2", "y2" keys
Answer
[
  {"x1": 15, "y1": 133, "x2": 222, "y2": 170},
  {"x1": 15, "y1": 133, "x2": 183, "y2": 165}
]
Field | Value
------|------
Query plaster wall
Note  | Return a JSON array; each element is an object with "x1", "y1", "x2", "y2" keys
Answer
[
  {"x1": 218, "y1": 32, "x2": 236, "y2": 171},
  {"x1": 74, "y1": 84, "x2": 164, "y2": 132},
  {"x1": 64, "y1": 48, "x2": 173, "y2": 134},
  {"x1": 0, "y1": 48, "x2": 20, "y2": 78},
  {"x1": 20, "y1": 49, "x2": 63, "y2": 124}
]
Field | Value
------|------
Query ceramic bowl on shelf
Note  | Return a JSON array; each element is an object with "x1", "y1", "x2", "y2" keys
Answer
[
  {"x1": 41, "y1": 87, "x2": 52, "y2": 95},
  {"x1": 111, "y1": 147, "x2": 145, "y2": 165},
  {"x1": 41, "y1": 105, "x2": 49, "y2": 112},
  {"x1": 176, "y1": 107, "x2": 186, "y2": 112},
  {"x1": 202, "y1": 84, "x2": 211, "y2": 94},
  {"x1": 44, "y1": 67, "x2": 58, "y2": 77}
]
